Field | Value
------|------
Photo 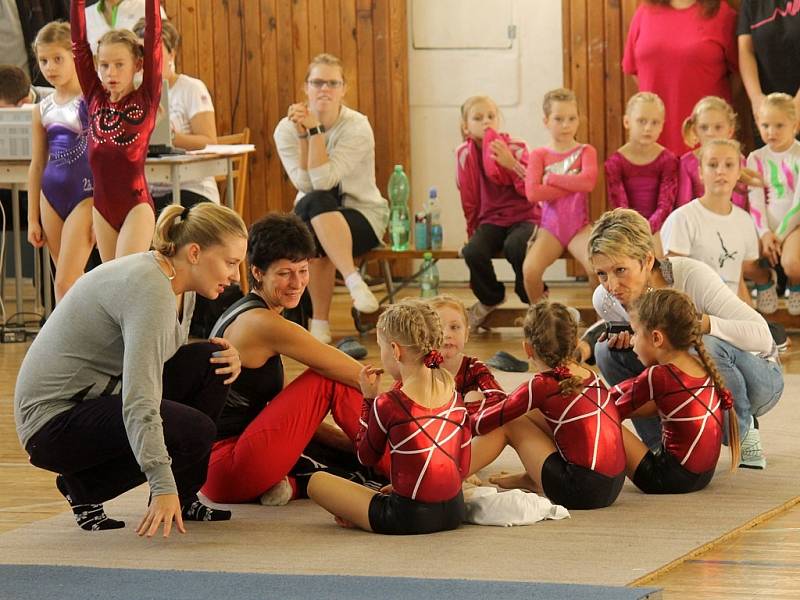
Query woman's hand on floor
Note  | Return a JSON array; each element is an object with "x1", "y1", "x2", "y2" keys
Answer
[{"x1": 136, "y1": 493, "x2": 185, "y2": 539}]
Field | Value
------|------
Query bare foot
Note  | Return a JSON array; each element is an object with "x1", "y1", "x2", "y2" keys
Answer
[
  {"x1": 489, "y1": 471, "x2": 538, "y2": 492},
  {"x1": 464, "y1": 474, "x2": 483, "y2": 487},
  {"x1": 334, "y1": 516, "x2": 356, "y2": 529}
]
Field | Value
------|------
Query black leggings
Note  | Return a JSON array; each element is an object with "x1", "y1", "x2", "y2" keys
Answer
[
  {"x1": 25, "y1": 342, "x2": 229, "y2": 506},
  {"x1": 294, "y1": 189, "x2": 380, "y2": 258}
]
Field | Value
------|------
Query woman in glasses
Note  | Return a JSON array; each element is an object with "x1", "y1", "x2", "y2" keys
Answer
[{"x1": 273, "y1": 53, "x2": 388, "y2": 350}]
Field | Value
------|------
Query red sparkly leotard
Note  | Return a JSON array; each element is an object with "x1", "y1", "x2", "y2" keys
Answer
[
  {"x1": 610, "y1": 364, "x2": 725, "y2": 474},
  {"x1": 472, "y1": 372, "x2": 626, "y2": 477},
  {"x1": 71, "y1": 0, "x2": 162, "y2": 231},
  {"x1": 454, "y1": 355, "x2": 507, "y2": 418},
  {"x1": 356, "y1": 389, "x2": 471, "y2": 503}
]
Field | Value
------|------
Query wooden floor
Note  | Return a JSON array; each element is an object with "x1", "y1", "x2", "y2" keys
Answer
[{"x1": 1, "y1": 281, "x2": 799, "y2": 598}]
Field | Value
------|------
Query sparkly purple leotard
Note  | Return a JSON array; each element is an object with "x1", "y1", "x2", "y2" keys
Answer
[{"x1": 39, "y1": 95, "x2": 94, "y2": 221}]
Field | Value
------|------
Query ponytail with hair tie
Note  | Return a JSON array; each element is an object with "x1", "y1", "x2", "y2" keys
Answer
[
  {"x1": 718, "y1": 388, "x2": 733, "y2": 411},
  {"x1": 423, "y1": 350, "x2": 443, "y2": 369},
  {"x1": 552, "y1": 365, "x2": 571, "y2": 380},
  {"x1": 176, "y1": 206, "x2": 190, "y2": 223}
]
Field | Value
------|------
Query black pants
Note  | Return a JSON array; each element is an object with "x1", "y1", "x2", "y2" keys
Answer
[
  {"x1": 461, "y1": 222, "x2": 534, "y2": 306},
  {"x1": 293, "y1": 189, "x2": 380, "y2": 258},
  {"x1": 153, "y1": 190, "x2": 212, "y2": 218},
  {"x1": 25, "y1": 342, "x2": 229, "y2": 506}
]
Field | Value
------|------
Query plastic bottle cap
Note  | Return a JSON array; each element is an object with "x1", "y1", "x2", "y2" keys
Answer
[
  {"x1": 423, "y1": 252, "x2": 433, "y2": 260},
  {"x1": 394, "y1": 165, "x2": 403, "y2": 171},
  {"x1": 428, "y1": 187, "x2": 437, "y2": 197}
]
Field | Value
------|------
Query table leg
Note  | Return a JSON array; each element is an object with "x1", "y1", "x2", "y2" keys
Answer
[
  {"x1": 171, "y1": 164, "x2": 180, "y2": 205},
  {"x1": 226, "y1": 157, "x2": 234, "y2": 209},
  {"x1": 11, "y1": 184, "x2": 23, "y2": 318}
]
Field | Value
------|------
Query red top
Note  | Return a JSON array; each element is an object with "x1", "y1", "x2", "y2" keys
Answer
[
  {"x1": 525, "y1": 145, "x2": 598, "y2": 204},
  {"x1": 610, "y1": 364, "x2": 724, "y2": 474},
  {"x1": 356, "y1": 389, "x2": 471, "y2": 503},
  {"x1": 454, "y1": 355, "x2": 507, "y2": 419},
  {"x1": 622, "y1": 2, "x2": 738, "y2": 155},
  {"x1": 71, "y1": 0, "x2": 162, "y2": 229},
  {"x1": 456, "y1": 128, "x2": 538, "y2": 237},
  {"x1": 472, "y1": 372, "x2": 626, "y2": 477}
]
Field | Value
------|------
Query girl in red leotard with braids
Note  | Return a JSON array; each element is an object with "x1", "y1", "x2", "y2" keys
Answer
[
  {"x1": 308, "y1": 299, "x2": 471, "y2": 535},
  {"x1": 71, "y1": 0, "x2": 161, "y2": 261},
  {"x1": 467, "y1": 301, "x2": 627, "y2": 510},
  {"x1": 610, "y1": 289, "x2": 740, "y2": 494}
]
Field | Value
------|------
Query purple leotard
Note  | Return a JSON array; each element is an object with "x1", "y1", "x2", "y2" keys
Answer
[{"x1": 39, "y1": 95, "x2": 94, "y2": 221}]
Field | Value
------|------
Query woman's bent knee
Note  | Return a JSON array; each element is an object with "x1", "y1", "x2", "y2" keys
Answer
[{"x1": 294, "y1": 190, "x2": 340, "y2": 221}]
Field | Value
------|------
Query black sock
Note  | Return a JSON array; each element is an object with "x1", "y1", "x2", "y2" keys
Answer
[
  {"x1": 181, "y1": 497, "x2": 232, "y2": 522},
  {"x1": 56, "y1": 475, "x2": 125, "y2": 531}
]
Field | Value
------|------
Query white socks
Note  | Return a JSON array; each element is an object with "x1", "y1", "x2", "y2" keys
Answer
[
  {"x1": 344, "y1": 271, "x2": 379, "y2": 314},
  {"x1": 309, "y1": 319, "x2": 332, "y2": 344}
]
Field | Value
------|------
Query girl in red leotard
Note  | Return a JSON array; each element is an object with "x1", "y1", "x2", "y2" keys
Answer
[
  {"x1": 71, "y1": 0, "x2": 162, "y2": 261},
  {"x1": 610, "y1": 289, "x2": 740, "y2": 494},
  {"x1": 308, "y1": 299, "x2": 471, "y2": 535}
]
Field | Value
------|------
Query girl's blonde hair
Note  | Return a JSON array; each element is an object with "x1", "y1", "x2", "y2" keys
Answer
[
  {"x1": 153, "y1": 203, "x2": 248, "y2": 257},
  {"x1": 377, "y1": 298, "x2": 455, "y2": 391},
  {"x1": 697, "y1": 138, "x2": 742, "y2": 164},
  {"x1": 543, "y1": 88, "x2": 577, "y2": 117},
  {"x1": 588, "y1": 208, "x2": 655, "y2": 266},
  {"x1": 133, "y1": 18, "x2": 180, "y2": 54},
  {"x1": 97, "y1": 29, "x2": 144, "y2": 61},
  {"x1": 459, "y1": 95, "x2": 499, "y2": 140},
  {"x1": 429, "y1": 294, "x2": 469, "y2": 340},
  {"x1": 523, "y1": 300, "x2": 583, "y2": 395},
  {"x1": 682, "y1": 96, "x2": 737, "y2": 147},
  {"x1": 625, "y1": 91, "x2": 665, "y2": 118},
  {"x1": 631, "y1": 289, "x2": 740, "y2": 470},
  {"x1": 33, "y1": 21, "x2": 71, "y2": 55},
  {"x1": 760, "y1": 92, "x2": 797, "y2": 124},
  {"x1": 305, "y1": 53, "x2": 345, "y2": 82}
]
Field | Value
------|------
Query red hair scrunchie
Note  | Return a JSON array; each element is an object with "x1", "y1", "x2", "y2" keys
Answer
[
  {"x1": 552, "y1": 365, "x2": 572, "y2": 380},
  {"x1": 424, "y1": 350, "x2": 443, "y2": 369},
  {"x1": 718, "y1": 388, "x2": 734, "y2": 411}
]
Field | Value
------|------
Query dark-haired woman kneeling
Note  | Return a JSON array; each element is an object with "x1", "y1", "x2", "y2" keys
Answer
[{"x1": 15, "y1": 203, "x2": 247, "y2": 538}]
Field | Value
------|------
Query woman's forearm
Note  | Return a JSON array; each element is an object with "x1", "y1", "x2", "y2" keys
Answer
[{"x1": 737, "y1": 35, "x2": 763, "y2": 106}]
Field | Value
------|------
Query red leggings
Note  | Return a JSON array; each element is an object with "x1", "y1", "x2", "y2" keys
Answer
[{"x1": 202, "y1": 370, "x2": 378, "y2": 503}]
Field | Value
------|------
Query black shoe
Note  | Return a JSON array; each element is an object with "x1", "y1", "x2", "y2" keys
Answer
[
  {"x1": 335, "y1": 336, "x2": 368, "y2": 359},
  {"x1": 767, "y1": 321, "x2": 788, "y2": 353},
  {"x1": 486, "y1": 351, "x2": 529, "y2": 373}
]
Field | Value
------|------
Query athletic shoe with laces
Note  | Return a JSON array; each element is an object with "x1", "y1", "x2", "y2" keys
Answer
[
  {"x1": 739, "y1": 422, "x2": 767, "y2": 470},
  {"x1": 755, "y1": 273, "x2": 779, "y2": 315},
  {"x1": 787, "y1": 290, "x2": 800, "y2": 316},
  {"x1": 349, "y1": 279, "x2": 380, "y2": 314},
  {"x1": 467, "y1": 301, "x2": 498, "y2": 333}
]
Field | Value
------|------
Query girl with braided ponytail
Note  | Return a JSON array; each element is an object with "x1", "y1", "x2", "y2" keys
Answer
[
  {"x1": 308, "y1": 299, "x2": 471, "y2": 534},
  {"x1": 466, "y1": 301, "x2": 627, "y2": 510},
  {"x1": 610, "y1": 289, "x2": 739, "y2": 494}
]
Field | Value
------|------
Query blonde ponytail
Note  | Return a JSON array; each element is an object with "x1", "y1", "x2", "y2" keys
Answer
[{"x1": 152, "y1": 203, "x2": 247, "y2": 257}]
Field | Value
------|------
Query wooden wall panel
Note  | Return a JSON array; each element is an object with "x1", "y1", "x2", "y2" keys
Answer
[{"x1": 162, "y1": 0, "x2": 410, "y2": 223}]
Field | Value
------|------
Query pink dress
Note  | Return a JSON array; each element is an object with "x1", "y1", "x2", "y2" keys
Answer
[
  {"x1": 525, "y1": 144, "x2": 598, "y2": 247},
  {"x1": 677, "y1": 151, "x2": 749, "y2": 210},
  {"x1": 622, "y1": 2, "x2": 738, "y2": 156},
  {"x1": 605, "y1": 149, "x2": 679, "y2": 233},
  {"x1": 455, "y1": 128, "x2": 538, "y2": 237}
]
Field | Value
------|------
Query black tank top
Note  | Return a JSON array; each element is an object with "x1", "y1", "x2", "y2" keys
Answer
[{"x1": 211, "y1": 293, "x2": 285, "y2": 440}]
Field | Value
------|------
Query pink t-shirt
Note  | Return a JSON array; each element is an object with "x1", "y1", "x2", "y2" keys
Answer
[{"x1": 623, "y1": 2, "x2": 738, "y2": 156}]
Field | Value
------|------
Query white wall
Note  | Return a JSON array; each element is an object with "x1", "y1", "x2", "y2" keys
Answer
[{"x1": 408, "y1": 0, "x2": 566, "y2": 282}]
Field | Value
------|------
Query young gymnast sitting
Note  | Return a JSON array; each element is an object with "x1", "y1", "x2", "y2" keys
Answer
[
  {"x1": 468, "y1": 301, "x2": 627, "y2": 510},
  {"x1": 307, "y1": 299, "x2": 471, "y2": 535},
  {"x1": 610, "y1": 289, "x2": 740, "y2": 493}
]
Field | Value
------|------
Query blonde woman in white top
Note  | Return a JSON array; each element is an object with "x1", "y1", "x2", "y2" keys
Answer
[{"x1": 274, "y1": 53, "x2": 389, "y2": 345}]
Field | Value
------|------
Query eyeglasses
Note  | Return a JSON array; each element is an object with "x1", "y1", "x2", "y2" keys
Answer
[{"x1": 307, "y1": 79, "x2": 344, "y2": 89}]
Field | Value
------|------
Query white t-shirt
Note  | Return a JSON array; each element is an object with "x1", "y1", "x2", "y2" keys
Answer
[
  {"x1": 660, "y1": 199, "x2": 759, "y2": 292},
  {"x1": 149, "y1": 74, "x2": 220, "y2": 203},
  {"x1": 85, "y1": 0, "x2": 168, "y2": 54},
  {"x1": 746, "y1": 140, "x2": 800, "y2": 241},
  {"x1": 592, "y1": 256, "x2": 776, "y2": 360}
]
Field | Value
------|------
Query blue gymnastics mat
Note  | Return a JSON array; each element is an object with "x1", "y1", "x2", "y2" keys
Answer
[{"x1": 0, "y1": 565, "x2": 660, "y2": 600}]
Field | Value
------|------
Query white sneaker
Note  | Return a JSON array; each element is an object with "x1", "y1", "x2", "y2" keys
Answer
[
  {"x1": 755, "y1": 274, "x2": 778, "y2": 315},
  {"x1": 259, "y1": 477, "x2": 293, "y2": 506},
  {"x1": 467, "y1": 302, "x2": 498, "y2": 333},
  {"x1": 350, "y1": 279, "x2": 380, "y2": 314},
  {"x1": 309, "y1": 320, "x2": 332, "y2": 344},
  {"x1": 739, "y1": 424, "x2": 767, "y2": 470},
  {"x1": 787, "y1": 290, "x2": 800, "y2": 316}
]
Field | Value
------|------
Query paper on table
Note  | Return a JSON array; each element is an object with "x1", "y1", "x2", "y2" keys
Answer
[{"x1": 187, "y1": 144, "x2": 255, "y2": 155}]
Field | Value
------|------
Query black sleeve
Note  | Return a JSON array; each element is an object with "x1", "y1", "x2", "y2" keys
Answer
[{"x1": 736, "y1": 0, "x2": 753, "y2": 37}]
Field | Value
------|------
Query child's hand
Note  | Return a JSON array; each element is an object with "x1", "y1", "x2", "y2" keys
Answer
[
  {"x1": 740, "y1": 167, "x2": 764, "y2": 188},
  {"x1": 489, "y1": 139, "x2": 516, "y2": 170},
  {"x1": 27, "y1": 221, "x2": 45, "y2": 248},
  {"x1": 760, "y1": 232, "x2": 781, "y2": 266},
  {"x1": 359, "y1": 365, "x2": 383, "y2": 398}
]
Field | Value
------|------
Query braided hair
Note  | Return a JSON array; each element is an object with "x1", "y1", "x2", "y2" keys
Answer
[{"x1": 522, "y1": 300, "x2": 583, "y2": 395}]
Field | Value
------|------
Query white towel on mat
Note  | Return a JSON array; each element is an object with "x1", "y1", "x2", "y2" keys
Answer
[{"x1": 463, "y1": 486, "x2": 570, "y2": 526}]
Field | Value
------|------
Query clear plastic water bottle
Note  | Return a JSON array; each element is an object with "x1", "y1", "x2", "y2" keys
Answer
[
  {"x1": 420, "y1": 251, "x2": 439, "y2": 298},
  {"x1": 414, "y1": 211, "x2": 429, "y2": 250},
  {"x1": 426, "y1": 187, "x2": 443, "y2": 250},
  {"x1": 388, "y1": 165, "x2": 410, "y2": 251}
]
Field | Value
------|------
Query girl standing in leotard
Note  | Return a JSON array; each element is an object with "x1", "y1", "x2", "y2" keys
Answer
[
  {"x1": 27, "y1": 21, "x2": 94, "y2": 301},
  {"x1": 71, "y1": 0, "x2": 162, "y2": 261}
]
